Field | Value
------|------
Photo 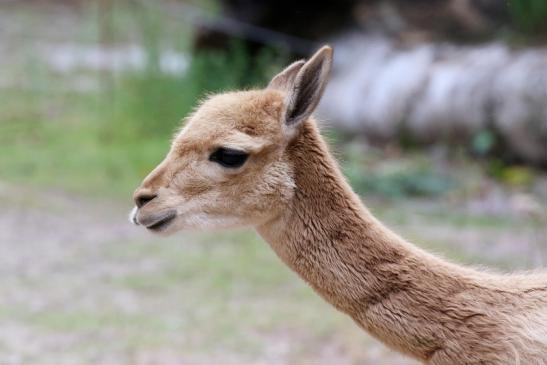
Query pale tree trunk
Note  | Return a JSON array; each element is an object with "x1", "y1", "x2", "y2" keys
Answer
[{"x1": 318, "y1": 34, "x2": 547, "y2": 164}]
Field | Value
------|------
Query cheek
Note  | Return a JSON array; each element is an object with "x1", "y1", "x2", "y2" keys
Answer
[
  {"x1": 259, "y1": 162, "x2": 295, "y2": 203},
  {"x1": 239, "y1": 165, "x2": 295, "y2": 213},
  {"x1": 166, "y1": 160, "x2": 295, "y2": 221}
]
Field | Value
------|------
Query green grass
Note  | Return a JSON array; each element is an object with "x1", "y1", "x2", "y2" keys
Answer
[
  {"x1": 0, "y1": 43, "x2": 286, "y2": 197},
  {"x1": 0, "y1": 98, "x2": 167, "y2": 196},
  {"x1": 341, "y1": 142, "x2": 458, "y2": 198},
  {"x1": 509, "y1": 0, "x2": 547, "y2": 34},
  {"x1": 1, "y1": 0, "x2": 532, "y2": 201},
  {"x1": 0, "y1": 0, "x2": 287, "y2": 197}
]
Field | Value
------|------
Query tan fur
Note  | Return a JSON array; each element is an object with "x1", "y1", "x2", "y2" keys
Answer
[{"x1": 131, "y1": 46, "x2": 547, "y2": 364}]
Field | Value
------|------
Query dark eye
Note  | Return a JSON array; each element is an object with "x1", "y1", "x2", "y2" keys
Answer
[{"x1": 209, "y1": 147, "x2": 249, "y2": 168}]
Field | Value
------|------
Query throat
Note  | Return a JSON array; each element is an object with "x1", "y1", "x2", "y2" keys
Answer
[
  {"x1": 256, "y1": 121, "x2": 415, "y2": 309},
  {"x1": 255, "y1": 120, "x2": 467, "y2": 360}
]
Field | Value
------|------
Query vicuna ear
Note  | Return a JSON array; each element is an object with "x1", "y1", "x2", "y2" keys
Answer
[
  {"x1": 268, "y1": 60, "x2": 305, "y2": 92},
  {"x1": 270, "y1": 46, "x2": 333, "y2": 127}
]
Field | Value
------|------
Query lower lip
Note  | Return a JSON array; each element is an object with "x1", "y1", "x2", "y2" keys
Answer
[{"x1": 146, "y1": 213, "x2": 176, "y2": 231}]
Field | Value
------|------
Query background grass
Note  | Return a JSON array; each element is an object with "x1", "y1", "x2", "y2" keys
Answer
[
  {"x1": 2, "y1": 0, "x2": 540, "y2": 200},
  {"x1": 509, "y1": 0, "x2": 547, "y2": 35},
  {"x1": 0, "y1": 40, "x2": 286, "y2": 197},
  {"x1": 1, "y1": 2, "x2": 546, "y2": 364}
]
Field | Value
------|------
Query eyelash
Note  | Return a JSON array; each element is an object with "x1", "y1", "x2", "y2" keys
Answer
[{"x1": 208, "y1": 147, "x2": 249, "y2": 168}]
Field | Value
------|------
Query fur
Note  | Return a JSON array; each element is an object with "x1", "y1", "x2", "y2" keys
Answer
[{"x1": 131, "y1": 46, "x2": 547, "y2": 364}]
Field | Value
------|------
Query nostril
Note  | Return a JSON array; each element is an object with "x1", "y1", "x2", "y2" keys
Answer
[{"x1": 135, "y1": 193, "x2": 157, "y2": 208}]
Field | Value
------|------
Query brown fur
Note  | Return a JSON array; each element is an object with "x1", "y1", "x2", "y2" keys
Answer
[{"x1": 131, "y1": 46, "x2": 547, "y2": 364}]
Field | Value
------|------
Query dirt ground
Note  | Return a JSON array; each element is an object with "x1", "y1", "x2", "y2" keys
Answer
[
  {"x1": 1, "y1": 181, "x2": 545, "y2": 365},
  {"x1": 1, "y1": 2, "x2": 546, "y2": 364},
  {"x1": 0, "y1": 182, "x2": 419, "y2": 365}
]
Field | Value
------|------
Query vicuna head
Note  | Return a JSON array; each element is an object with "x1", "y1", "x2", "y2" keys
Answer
[{"x1": 131, "y1": 46, "x2": 333, "y2": 234}]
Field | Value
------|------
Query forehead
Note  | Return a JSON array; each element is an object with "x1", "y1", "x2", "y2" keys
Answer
[{"x1": 175, "y1": 89, "x2": 285, "y2": 149}]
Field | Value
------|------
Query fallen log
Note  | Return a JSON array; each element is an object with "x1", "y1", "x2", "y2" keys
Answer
[{"x1": 318, "y1": 34, "x2": 547, "y2": 165}]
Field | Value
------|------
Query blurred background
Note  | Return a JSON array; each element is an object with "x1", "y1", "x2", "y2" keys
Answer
[{"x1": 1, "y1": 0, "x2": 546, "y2": 364}]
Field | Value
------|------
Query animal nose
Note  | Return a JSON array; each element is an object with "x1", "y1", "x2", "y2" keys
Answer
[{"x1": 134, "y1": 192, "x2": 157, "y2": 208}]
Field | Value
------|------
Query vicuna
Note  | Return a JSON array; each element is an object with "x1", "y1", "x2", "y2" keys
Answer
[{"x1": 131, "y1": 46, "x2": 547, "y2": 365}]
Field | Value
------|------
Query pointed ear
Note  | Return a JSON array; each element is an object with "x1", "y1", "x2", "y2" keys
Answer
[
  {"x1": 267, "y1": 60, "x2": 305, "y2": 92},
  {"x1": 284, "y1": 46, "x2": 333, "y2": 126}
]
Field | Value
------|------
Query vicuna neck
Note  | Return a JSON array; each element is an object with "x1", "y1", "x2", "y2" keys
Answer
[{"x1": 256, "y1": 120, "x2": 477, "y2": 361}]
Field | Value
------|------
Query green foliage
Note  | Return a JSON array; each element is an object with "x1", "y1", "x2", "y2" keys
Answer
[
  {"x1": 0, "y1": 0, "x2": 294, "y2": 195},
  {"x1": 343, "y1": 144, "x2": 457, "y2": 198},
  {"x1": 0, "y1": 43, "x2": 286, "y2": 196},
  {"x1": 508, "y1": 0, "x2": 547, "y2": 34},
  {"x1": 487, "y1": 159, "x2": 535, "y2": 187},
  {"x1": 0, "y1": 0, "x2": 286, "y2": 197},
  {"x1": 112, "y1": 43, "x2": 285, "y2": 139},
  {"x1": 471, "y1": 130, "x2": 496, "y2": 156}
]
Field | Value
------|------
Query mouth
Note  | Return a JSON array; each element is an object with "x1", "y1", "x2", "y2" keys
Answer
[{"x1": 139, "y1": 210, "x2": 177, "y2": 232}]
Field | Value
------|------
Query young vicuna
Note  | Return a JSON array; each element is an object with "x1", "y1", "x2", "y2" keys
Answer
[{"x1": 131, "y1": 46, "x2": 547, "y2": 364}]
